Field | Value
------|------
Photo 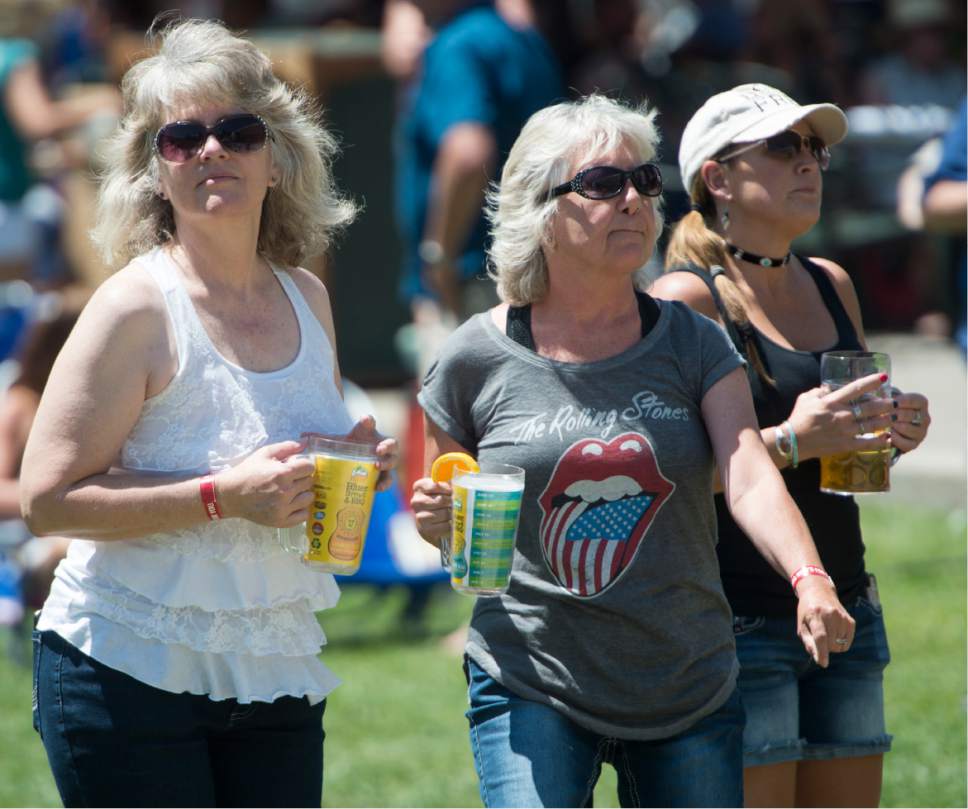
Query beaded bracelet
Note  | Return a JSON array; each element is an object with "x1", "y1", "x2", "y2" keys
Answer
[
  {"x1": 789, "y1": 564, "x2": 834, "y2": 593},
  {"x1": 199, "y1": 475, "x2": 223, "y2": 521}
]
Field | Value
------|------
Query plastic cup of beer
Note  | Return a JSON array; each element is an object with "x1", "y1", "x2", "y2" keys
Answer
[
  {"x1": 278, "y1": 433, "x2": 380, "y2": 574},
  {"x1": 447, "y1": 463, "x2": 525, "y2": 596},
  {"x1": 819, "y1": 351, "x2": 891, "y2": 495}
]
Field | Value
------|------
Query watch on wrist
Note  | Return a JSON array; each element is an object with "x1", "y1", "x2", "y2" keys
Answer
[{"x1": 418, "y1": 239, "x2": 447, "y2": 266}]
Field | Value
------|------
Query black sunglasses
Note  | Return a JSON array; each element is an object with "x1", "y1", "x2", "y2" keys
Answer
[
  {"x1": 717, "y1": 130, "x2": 830, "y2": 170},
  {"x1": 154, "y1": 113, "x2": 272, "y2": 163},
  {"x1": 551, "y1": 162, "x2": 663, "y2": 200}
]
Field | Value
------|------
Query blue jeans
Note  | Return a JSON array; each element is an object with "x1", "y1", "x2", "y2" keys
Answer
[
  {"x1": 734, "y1": 581, "x2": 892, "y2": 767},
  {"x1": 465, "y1": 657, "x2": 745, "y2": 807},
  {"x1": 33, "y1": 630, "x2": 325, "y2": 807}
]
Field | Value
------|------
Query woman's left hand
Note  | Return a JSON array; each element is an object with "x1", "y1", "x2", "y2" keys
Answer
[
  {"x1": 889, "y1": 391, "x2": 931, "y2": 454},
  {"x1": 344, "y1": 415, "x2": 399, "y2": 491},
  {"x1": 795, "y1": 577, "x2": 856, "y2": 668}
]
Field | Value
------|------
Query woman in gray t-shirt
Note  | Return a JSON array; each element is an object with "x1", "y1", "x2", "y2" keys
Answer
[{"x1": 411, "y1": 94, "x2": 854, "y2": 808}]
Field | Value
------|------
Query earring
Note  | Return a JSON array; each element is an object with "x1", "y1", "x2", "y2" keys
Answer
[{"x1": 720, "y1": 208, "x2": 730, "y2": 230}]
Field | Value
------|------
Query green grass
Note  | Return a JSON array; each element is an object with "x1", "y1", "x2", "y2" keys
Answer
[
  {"x1": 862, "y1": 503, "x2": 967, "y2": 808},
  {"x1": 0, "y1": 501, "x2": 963, "y2": 807}
]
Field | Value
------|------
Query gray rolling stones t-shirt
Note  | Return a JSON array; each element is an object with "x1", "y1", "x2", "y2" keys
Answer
[{"x1": 418, "y1": 299, "x2": 745, "y2": 740}]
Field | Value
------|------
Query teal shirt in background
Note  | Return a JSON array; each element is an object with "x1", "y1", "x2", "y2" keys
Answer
[{"x1": 0, "y1": 39, "x2": 37, "y2": 202}]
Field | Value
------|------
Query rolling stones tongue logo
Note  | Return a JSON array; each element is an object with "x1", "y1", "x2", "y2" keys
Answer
[{"x1": 538, "y1": 432, "x2": 674, "y2": 597}]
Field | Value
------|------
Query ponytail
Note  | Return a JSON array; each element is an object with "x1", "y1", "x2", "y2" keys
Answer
[{"x1": 665, "y1": 183, "x2": 775, "y2": 386}]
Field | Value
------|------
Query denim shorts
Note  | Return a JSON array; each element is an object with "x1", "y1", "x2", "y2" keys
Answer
[
  {"x1": 464, "y1": 656, "x2": 745, "y2": 807},
  {"x1": 733, "y1": 577, "x2": 892, "y2": 767},
  {"x1": 33, "y1": 629, "x2": 326, "y2": 807}
]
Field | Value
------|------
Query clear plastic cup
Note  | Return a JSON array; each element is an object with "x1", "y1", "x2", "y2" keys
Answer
[
  {"x1": 446, "y1": 463, "x2": 524, "y2": 596},
  {"x1": 278, "y1": 433, "x2": 379, "y2": 574}
]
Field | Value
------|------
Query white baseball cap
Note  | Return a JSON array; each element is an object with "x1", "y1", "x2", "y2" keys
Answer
[{"x1": 678, "y1": 83, "x2": 848, "y2": 195}]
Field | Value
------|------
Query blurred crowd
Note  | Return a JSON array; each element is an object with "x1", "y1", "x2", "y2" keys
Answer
[{"x1": 0, "y1": 0, "x2": 965, "y2": 631}]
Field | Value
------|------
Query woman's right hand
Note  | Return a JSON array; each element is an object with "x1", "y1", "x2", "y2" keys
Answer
[
  {"x1": 787, "y1": 372, "x2": 894, "y2": 461},
  {"x1": 411, "y1": 477, "x2": 453, "y2": 547},
  {"x1": 216, "y1": 441, "x2": 316, "y2": 527}
]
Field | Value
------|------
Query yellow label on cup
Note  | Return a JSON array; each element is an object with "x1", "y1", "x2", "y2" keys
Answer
[
  {"x1": 304, "y1": 454, "x2": 379, "y2": 572},
  {"x1": 452, "y1": 483, "x2": 469, "y2": 567}
]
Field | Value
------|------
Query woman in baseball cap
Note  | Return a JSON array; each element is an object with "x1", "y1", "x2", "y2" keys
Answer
[{"x1": 651, "y1": 84, "x2": 932, "y2": 807}]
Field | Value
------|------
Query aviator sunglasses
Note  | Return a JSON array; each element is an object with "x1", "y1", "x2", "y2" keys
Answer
[
  {"x1": 716, "y1": 129, "x2": 830, "y2": 170},
  {"x1": 551, "y1": 162, "x2": 663, "y2": 200},
  {"x1": 154, "y1": 113, "x2": 272, "y2": 163}
]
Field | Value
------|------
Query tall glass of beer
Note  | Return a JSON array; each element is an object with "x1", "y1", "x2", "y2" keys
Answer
[{"x1": 819, "y1": 351, "x2": 891, "y2": 495}]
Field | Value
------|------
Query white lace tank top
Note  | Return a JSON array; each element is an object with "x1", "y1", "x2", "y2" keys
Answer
[{"x1": 38, "y1": 246, "x2": 354, "y2": 704}]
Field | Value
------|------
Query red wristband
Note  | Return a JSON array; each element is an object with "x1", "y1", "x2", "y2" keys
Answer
[
  {"x1": 199, "y1": 475, "x2": 222, "y2": 521},
  {"x1": 790, "y1": 564, "x2": 834, "y2": 593}
]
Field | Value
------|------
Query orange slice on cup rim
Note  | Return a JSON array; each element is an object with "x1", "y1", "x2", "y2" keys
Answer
[{"x1": 431, "y1": 452, "x2": 480, "y2": 483}]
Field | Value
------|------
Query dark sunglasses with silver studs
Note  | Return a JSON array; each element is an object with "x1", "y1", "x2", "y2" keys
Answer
[{"x1": 551, "y1": 162, "x2": 663, "y2": 201}]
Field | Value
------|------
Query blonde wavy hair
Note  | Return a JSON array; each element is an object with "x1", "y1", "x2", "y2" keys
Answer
[
  {"x1": 486, "y1": 94, "x2": 663, "y2": 306},
  {"x1": 92, "y1": 17, "x2": 357, "y2": 269}
]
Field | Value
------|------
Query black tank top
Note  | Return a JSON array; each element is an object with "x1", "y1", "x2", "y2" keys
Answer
[{"x1": 672, "y1": 258, "x2": 867, "y2": 616}]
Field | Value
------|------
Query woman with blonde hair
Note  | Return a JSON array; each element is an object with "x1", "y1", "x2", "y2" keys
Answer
[
  {"x1": 21, "y1": 18, "x2": 397, "y2": 807},
  {"x1": 651, "y1": 83, "x2": 931, "y2": 807},
  {"x1": 411, "y1": 94, "x2": 854, "y2": 807}
]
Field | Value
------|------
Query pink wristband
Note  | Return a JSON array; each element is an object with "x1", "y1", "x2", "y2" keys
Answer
[
  {"x1": 200, "y1": 475, "x2": 222, "y2": 521},
  {"x1": 790, "y1": 564, "x2": 834, "y2": 593}
]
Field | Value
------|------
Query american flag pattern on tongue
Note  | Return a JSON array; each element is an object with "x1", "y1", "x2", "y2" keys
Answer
[{"x1": 538, "y1": 432, "x2": 675, "y2": 597}]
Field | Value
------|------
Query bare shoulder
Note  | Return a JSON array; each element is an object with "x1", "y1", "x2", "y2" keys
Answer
[
  {"x1": 649, "y1": 272, "x2": 721, "y2": 322},
  {"x1": 46, "y1": 260, "x2": 177, "y2": 404},
  {"x1": 285, "y1": 266, "x2": 338, "y2": 349},
  {"x1": 286, "y1": 266, "x2": 332, "y2": 315},
  {"x1": 806, "y1": 256, "x2": 867, "y2": 341},
  {"x1": 76, "y1": 260, "x2": 168, "y2": 343},
  {"x1": 806, "y1": 256, "x2": 860, "y2": 307},
  {"x1": 808, "y1": 256, "x2": 851, "y2": 285}
]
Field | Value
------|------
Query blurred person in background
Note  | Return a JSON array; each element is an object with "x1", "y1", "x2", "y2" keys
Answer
[
  {"x1": 381, "y1": 0, "x2": 540, "y2": 83},
  {"x1": 0, "y1": 300, "x2": 83, "y2": 610},
  {"x1": 0, "y1": 3, "x2": 121, "y2": 272},
  {"x1": 394, "y1": 0, "x2": 562, "y2": 366},
  {"x1": 20, "y1": 18, "x2": 397, "y2": 807},
  {"x1": 40, "y1": 0, "x2": 114, "y2": 90},
  {"x1": 389, "y1": 0, "x2": 562, "y2": 526},
  {"x1": 652, "y1": 83, "x2": 932, "y2": 808},
  {"x1": 0, "y1": 4, "x2": 119, "y2": 358},
  {"x1": 859, "y1": 0, "x2": 964, "y2": 112},
  {"x1": 921, "y1": 96, "x2": 967, "y2": 355},
  {"x1": 856, "y1": 0, "x2": 964, "y2": 209},
  {"x1": 0, "y1": 295, "x2": 82, "y2": 633},
  {"x1": 411, "y1": 94, "x2": 855, "y2": 808}
]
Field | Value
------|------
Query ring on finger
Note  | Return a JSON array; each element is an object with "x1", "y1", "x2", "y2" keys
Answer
[
  {"x1": 912, "y1": 409, "x2": 923, "y2": 427},
  {"x1": 834, "y1": 637, "x2": 850, "y2": 645},
  {"x1": 851, "y1": 402, "x2": 863, "y2": 421}
]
